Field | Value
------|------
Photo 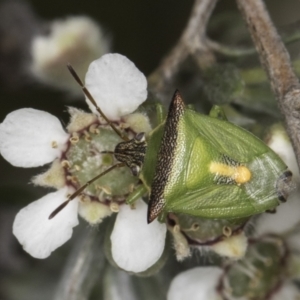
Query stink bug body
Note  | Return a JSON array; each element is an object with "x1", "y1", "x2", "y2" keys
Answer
[
  {"x1": 142, "y1": 91, "x2": 292, "y2": 223},
  {"x1": 50, "y1": 68, "x2": 292, "y2": 226}
]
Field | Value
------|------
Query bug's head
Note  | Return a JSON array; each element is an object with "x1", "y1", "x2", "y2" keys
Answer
[{"x1": 114, "y1": 132, "x2": 147, "y2": 176}]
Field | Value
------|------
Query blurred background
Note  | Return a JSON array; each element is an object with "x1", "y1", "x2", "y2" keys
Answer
[{"x1": 1, "y1": 0, "x2": 300, "y2": 299}]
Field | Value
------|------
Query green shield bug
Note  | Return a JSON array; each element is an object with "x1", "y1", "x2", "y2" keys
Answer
[
  {"x1": 144, "y1": 91, "x2": 292, "y2": 223},
  {"x1": 49, "y1": 67, "x2": 292, "y2": 225}
]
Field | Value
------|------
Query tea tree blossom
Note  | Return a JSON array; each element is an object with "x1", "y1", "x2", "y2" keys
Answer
[
  {"x1": 167, "y1": 196, "x2": 300, "y2": 300},
  {"x1": 31, "y1": 16, "x2": 110, "y2": 93},
  {"x1": 0, "y1": 53, "x2": 166, "y2": 273},
  {"x1": 167, "y1": 267, "x2": 223, "y2": 300},
  {"x1": 111, "y1": 200, "x2": 166, "y2": 273}
]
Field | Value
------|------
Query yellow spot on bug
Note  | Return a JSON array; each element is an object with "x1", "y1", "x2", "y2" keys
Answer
[
  {"x1": 209, "y1": 162, "x2": 251, "y2": 184},
  {"x1": 235, "y1": 166, "x2": 252, "y2": 184}
]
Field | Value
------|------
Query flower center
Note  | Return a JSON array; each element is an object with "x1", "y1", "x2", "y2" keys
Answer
[{"x1": 63, "y1": 120, "x2": 139, "y2": 203}]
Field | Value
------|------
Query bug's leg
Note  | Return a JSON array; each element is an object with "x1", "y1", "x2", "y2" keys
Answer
[
  {"x1": 49, "y1": 163, "x2": 125, "y2": 219},
  {"x1": 156, "y1": 102, "x2": 166, "y2": 125},
  {"x1": 67, "y1": 64, "x2": 129, "y2": 141},
  {"x1": 209, "y1": 105, "x2": 228, "y2": 121},
  {"x1": 157, "y1": 211, "x2": 168, "y2": 223},
  {"x1": 266, "y1": 208, "x2": 277, "y2": 214},
  {"x1": 126, "y1": 184, "x2": 148, "y2": 205}
]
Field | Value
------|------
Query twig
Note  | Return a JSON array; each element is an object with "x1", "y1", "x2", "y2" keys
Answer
[
  {"x1": 53, "y1": 228, "x2": 106, "y2": 300},
  {"x1": 206, "y1": 22, "x2": 300, "y2": 58},
  {"x1": 103, "y1": 267, "x2": 139, "y2": 300},
  {"x1": 148, "y1": 0, "x2": 218, "y2": 103},
  {"x1": 206, "y1": 39, "x2": 257, "y2": 57},
  {"x1": 236, "y1": 0, "x2": 300, "y2": 172}
]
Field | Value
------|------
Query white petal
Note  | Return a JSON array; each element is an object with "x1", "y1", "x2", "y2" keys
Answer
[
  {"x1": 0, "y1": 108, "x2": 69, "y2": 167},
  {"x1": 210, "y1": 231, "x2": 248, "y2": 259},
  {"x1": 85, "y1": 53, "x2": 147, "y2": 120},
  {"x1": 13, "y1": 188, "x2": 79, "y2": 258},
  {"x1": 255, "y1": 192, "x2": 300, "y2": 236},
  {"x1": 267, "y1": 125, "x2": 300, "y2": 184},
  {"x1": 167, "y1": 267, "x2": 223, "y2": 300},
  {"x1": 31, "y1": 16, "x2": 109, "y2": 93},
  {"x1": 110, "y1": 200, "x2": 166, "y2": 273},
  {"x1": 271, "y1": 283, "x2": 300, "y2": 300},
  {"x1": 287, "y1": 231, "x2": 300, "y2": 252}
]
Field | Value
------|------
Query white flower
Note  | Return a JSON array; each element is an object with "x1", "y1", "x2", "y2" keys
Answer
[
  {"x1": 210, "y1": 231, "x2": 248, "y2": 259},
  {"x1": 85, "y1": 53, "x2": 147, "y2": 120},
  {"x1": 13, "y1": 187, "x2": 79, "y2": 259},
  {"x1": 0, "y1": 107, "x2": 77, "y2": 259},
  {"x1": 267, "y1": 124, "x2": 300, "y2": 185},
  {"x1": 0, "y1": 108, "x2": 69, "y2": 167},
  {"x1": 31, "y1": 16, "x2": 110, "y2": 93},
  {"x1": 0, "y1": 54, "x2": 165, "y2": 272},
  {"x1": 111, "y1": 200, "x2": 166, "y2": 273},
  {"x1": 257, "y1": 124, "x2": 300, "y2": 239},
  {"x1": 270, "y1": 283, "x2": 300, "y2": 300},
  {"x1": 255, "y1": 192, "x2": 300, "y2": 236},
  {"x1": 167, "y1": 267, "x2": 222, "y2": 300}
]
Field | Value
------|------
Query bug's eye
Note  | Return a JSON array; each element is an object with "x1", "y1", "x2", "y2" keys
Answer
[
  {"x1": 131, "y1": 165, "x2": 141, "y2": 176},
  {"x1": 135, "y1": 132, "x2": 146, "y2": 143}
]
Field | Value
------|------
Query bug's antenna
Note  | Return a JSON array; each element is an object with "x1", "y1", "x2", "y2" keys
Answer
[
  {"x1": 101, "y1": 150, "x2": 115, "y2": 155},
  {"x1": 48, "y1": 162, "x2": 125, "y2": 219},
  {"x1": 67, "y1": 64, "x2": 129, "y2": 141}
]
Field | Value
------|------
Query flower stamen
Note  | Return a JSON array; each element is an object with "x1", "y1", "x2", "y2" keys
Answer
[
  {"x1": 110, "y1": 202, "x2": 120, "y2": 212},
  {"x1": 89, "y1": 124, "x2": 99, "y2": 134},
  {"x1": 70, "y1": 134, "x2": 79, "y2": 144},
  {"x1": 51, "y1": 141, "x2": 58, "y2": 148},
  {"x1": 84, "y1": 130, "x2": 92, "y2": 142},
  {"x1": 61, "y1": 160, "x2": 71, "y2": 168}
]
